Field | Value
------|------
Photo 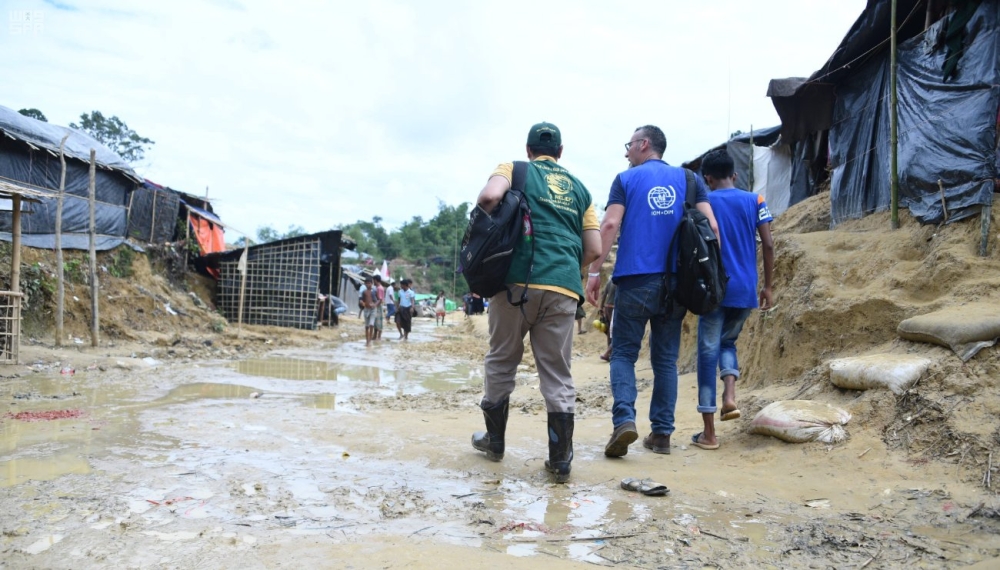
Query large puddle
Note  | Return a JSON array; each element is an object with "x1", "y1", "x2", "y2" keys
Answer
[{"x1": 1, "y1": 321, "x2": 477, "y2": 489}]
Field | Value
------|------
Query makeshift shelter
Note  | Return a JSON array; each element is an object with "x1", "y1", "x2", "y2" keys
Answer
[
  {"x1": 683, "y1": 126, "x2": 802, "y2": 217},
  {"x1": 0, "y1": 105, "x2": 141, "y2": 249},
  {"x1": 199, "y1": 231, "x2": 355, "y2": 330},
  {"x1": 127, "y1": 180, "x2": 223, "y2": 254},
  {"x1": 767, "y1": 0, "x2": 997, "y2": 226}
]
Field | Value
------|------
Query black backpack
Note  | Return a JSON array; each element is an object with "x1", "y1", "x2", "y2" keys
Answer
[
  {"x1": 458, "y1": 161, "x2": 534, "y2": 306},
  {"x1": 665, "y1": 169, "x2": 728, "y2": 315}
]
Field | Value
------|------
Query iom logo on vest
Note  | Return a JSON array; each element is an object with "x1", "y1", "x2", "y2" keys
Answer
[{"x1": 647, "y1": 185, "x2": 677, "y2": 215}]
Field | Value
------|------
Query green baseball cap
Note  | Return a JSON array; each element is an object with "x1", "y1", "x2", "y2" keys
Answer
[{"x1": 526, "y1": 122, "x2": 561, "y2": 148}]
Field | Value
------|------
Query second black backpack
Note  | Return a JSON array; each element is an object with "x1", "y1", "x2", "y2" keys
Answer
[
  {"x1": 458, "y1": 161, "x2": 533, "y2": 305},
  {"x1": 666, "y1": 169, "x2": 728, "y2": 315}
]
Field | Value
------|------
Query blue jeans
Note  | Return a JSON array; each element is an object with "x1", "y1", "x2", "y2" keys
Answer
[
  {"x1": 696, "y1": 306, "x2": 753, "y2": 413},
  {"x1": 610, "y1": 274, "x2": 686, "y2": 435}
]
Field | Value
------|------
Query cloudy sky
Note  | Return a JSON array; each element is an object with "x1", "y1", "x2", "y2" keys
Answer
[{"x1": 3, "y1": 0, "x2": 865, "y2": 238}]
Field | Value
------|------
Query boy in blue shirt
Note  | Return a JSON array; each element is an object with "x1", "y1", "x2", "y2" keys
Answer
[{"x1": 692, "y1": 149, "x2": 775, "y2": 450}]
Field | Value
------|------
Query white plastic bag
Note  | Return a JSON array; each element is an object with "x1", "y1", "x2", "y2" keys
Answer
[
  {"x1": 749, "y1": 400, "x2": 851, "y2": 444},
  {"x1": 829, "y1": 354, "x2": 932, "y2": 395}
]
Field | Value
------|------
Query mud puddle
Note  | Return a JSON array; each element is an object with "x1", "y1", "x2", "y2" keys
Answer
[{"x1": 3, "y1": 318, "x2": 999, "y2": 568}]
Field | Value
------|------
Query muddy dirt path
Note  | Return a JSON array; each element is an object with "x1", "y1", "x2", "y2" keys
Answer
[{"x1": 1, "y1": 316, "x2": 999, "y2": 569}]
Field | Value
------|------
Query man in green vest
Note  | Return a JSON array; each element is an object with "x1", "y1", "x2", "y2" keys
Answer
[{"x1": 471, "y1": 122, "x2": 602, "y2": 483}]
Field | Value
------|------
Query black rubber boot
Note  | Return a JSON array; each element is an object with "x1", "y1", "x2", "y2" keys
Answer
[
  {"x1": 544, "y1": 412, "x2": 574, "y2": 483},
  {"x1": 471, "y1": 398, "x2": 508, "y2": 461}
]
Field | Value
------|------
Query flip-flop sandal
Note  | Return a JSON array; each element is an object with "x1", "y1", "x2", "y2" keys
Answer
[
  {"x1": 620, "y1": 477, "x2": 670, "y2": 496},
  {"x1": 691, "y1": 432, "x2": 720, "y2": 450},
  {"x1": 720, "y1": 408, "x2": 741, "y2": 421}
]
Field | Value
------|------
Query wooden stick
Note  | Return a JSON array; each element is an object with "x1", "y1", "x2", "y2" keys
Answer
[
  {"x1": 858, "y1": 447, "x2": 872, "y2": 458},
  {"x1": 88, "y1": 149, "x2": 99, "y2": 347},
  {"x1": 11, "y1": 194, "x2": 22, "y2": 363},
  {"x1": 859, "y1": 547, "x2": 881, "y2": 569},
  {"x1": 55, "y1": 134, "x2": 68, "y2": 348},
  {"x1": 11, "y1": 195, "x2": 21, "y2": 294},
  {"x1": 938, "y1": 179, "x2": 949, "y2": 222},
  {"x1": 149, "y1": 186, "x2": 158, "y2": 243},
  {"x1": 184, "y1": 209, "x2": 190, "y2": 269},
  {"x1": 984, "y1": 452, "x2": 993, "y2": 489},
  {"x1": 980, "y1": 203, "x2": 992, "y2": 257}
]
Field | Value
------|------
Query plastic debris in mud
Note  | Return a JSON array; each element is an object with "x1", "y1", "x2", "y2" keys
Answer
[{"x1": 5, "y1": 409, "x2": 85, "y2": 421}]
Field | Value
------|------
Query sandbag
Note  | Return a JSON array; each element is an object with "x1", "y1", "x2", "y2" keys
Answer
[
  {"x1": 897, "y1": 304, "x2": 1000, "y2": 361},
  {"x1": 749, "y1": 400, "x2": 852, "y2": 444},
  {"x1": 828, "y1": 353, "x2": 932, "y2": 395}
]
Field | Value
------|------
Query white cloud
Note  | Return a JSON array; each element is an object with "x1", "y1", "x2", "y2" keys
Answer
[{"x1": 3, "y1": 0, "x2": 866, "y2": 237}]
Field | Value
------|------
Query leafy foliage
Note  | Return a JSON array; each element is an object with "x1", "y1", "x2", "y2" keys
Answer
[
  {"x1": 338, "y1": 201, "x2": 472, "y2": 296},
  {"x1": 70, "y1": 111, "x2": 154, "y2": 163},
  {"x1": 108, "y1": 247, "x2": 135, "y2": 278},
  {"x1": 18, "y1": 108, "x2": 47, "y2": 122},
  {"x1": 252, "y1": 224, "x2": 308, "y2": 245}
]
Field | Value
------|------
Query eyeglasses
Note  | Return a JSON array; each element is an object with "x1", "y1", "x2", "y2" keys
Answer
[{"x1": 625, "y1": 138, "x2": 646, "y2": 151}]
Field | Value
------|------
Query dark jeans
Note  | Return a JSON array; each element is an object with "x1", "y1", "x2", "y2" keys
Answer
[{"x1": 610, "y1": 273, "x2": 686, "y2": 435}]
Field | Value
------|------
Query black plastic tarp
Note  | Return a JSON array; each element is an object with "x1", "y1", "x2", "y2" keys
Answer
[
  {"x1": 0, "y1": 105, "x2": 139, "y2": 250},
  {"x1": 896, "y1": 2, "x2": 998, "y2": 224},
  {"x1": 127, "y1": 181, "x2": 181, "y2": 243},
  {"x1": 829, "y1": 1, "x2": 999, "y2": 225}
]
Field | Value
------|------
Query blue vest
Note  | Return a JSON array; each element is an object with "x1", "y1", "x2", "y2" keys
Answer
[{"x1": 613, "y1": 160, "x2": 689, "y2": 279}]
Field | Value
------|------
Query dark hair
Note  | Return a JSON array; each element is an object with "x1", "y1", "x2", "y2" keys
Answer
[
  {"x1": 635, "y1": 125, "x2": 667, "y2": 156},
  {"x1": 528, "y1": 144, "x2": 559, "y2": 157},
  {"x1": 701, "y1": 149, "x2": 735, "y2": 179}
]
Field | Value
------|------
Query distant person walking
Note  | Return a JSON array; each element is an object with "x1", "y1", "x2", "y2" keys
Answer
[
  {"x1": 385, "y1": 279, "x2": 397, "y2": 322},
  {"x1": 470, "y1": 122, "x2": 601, "y2": 483},
  {"x1": 359, "y1": 276, "x2": 377, "y2": 347},
  {"x1": 435, "y1": 291, "x2": 447, "y2": 325},
  {"x1": 397, "y1": 279, "x2": 416, "y2": 340},
  {"x1": 373, "y1": 275, "x2": 385, "y2": 341},
  {"x1": 692, "y1": 149, "x2": 774, "y2": 450},
  {"x1": 585, "y1": 124, "x2": 718, "y2": 458}
]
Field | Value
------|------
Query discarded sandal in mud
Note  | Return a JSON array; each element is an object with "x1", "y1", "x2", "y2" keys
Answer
[{"x1": 620, "y1": 477, "x2": 669, "y2": 496}]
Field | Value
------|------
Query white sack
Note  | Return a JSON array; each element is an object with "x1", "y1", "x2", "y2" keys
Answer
[
  {"x1": 829, "y1": 354, "x2": 932, "y2": 395},
  {"x1": 749, "y1": 400, "x2": 852, "y2": 444},
  {"x1": 897, "y1": 304, "x2": 1000, "y2": 361}
]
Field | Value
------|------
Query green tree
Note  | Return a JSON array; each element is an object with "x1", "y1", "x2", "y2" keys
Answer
[
  {"x1": 256, "y1": 226, "x2": 281, "y2": 243},
  {"x1": 18, "y1": 108, "x2": 47, "y2": 122},
  {"x1": 70, "y1": 111, "x2": 154, "y2": 163},
  {"x1": 283, "y1": 225, "x2": 308, "y2": 239}
]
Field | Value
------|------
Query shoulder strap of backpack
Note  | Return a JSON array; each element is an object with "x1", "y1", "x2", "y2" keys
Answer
[
  {"x1": 683, "y1": 167, "x2": 696, "y2": 210},
  {"x1": 511, "y1": 160, "x2": 528, "y2": 194},
  {"x1": 506, "y1": 161, "x2": 533, "y2": 308},
  {"x1": 661, "y1": 168, "x2": 698, "y2": 315}
]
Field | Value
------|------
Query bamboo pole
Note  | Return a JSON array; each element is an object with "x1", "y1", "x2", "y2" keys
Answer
[
  {"x1": 980, "y1": 203, "x2": 992, "y2": 257},
  {"x1": 88, "y1": 149, "x2": 99, "y2": 347},
  {"x1": 890, "y1": 0, "x2": 900, "y2": 230},
  {"x1": 11, "y1": 195, "x2": 21, "y2": 294},
  {"x1": 56, "y1": 134, "x2": 68, "y2": 347},
  {"x1": 184, "y1": 208, "x2": 191, "y2": 269},
  {"x1": 149, "y1": 187, "x2": 158, "y2": 243},
  {"x1": 748, "y1": 125, "x2": 755, "y2": 191}
]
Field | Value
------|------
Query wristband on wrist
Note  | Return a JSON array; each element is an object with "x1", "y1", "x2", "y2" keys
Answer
[{"x1": 587, "y1": 272, "x2": 600, "y2": 278}]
